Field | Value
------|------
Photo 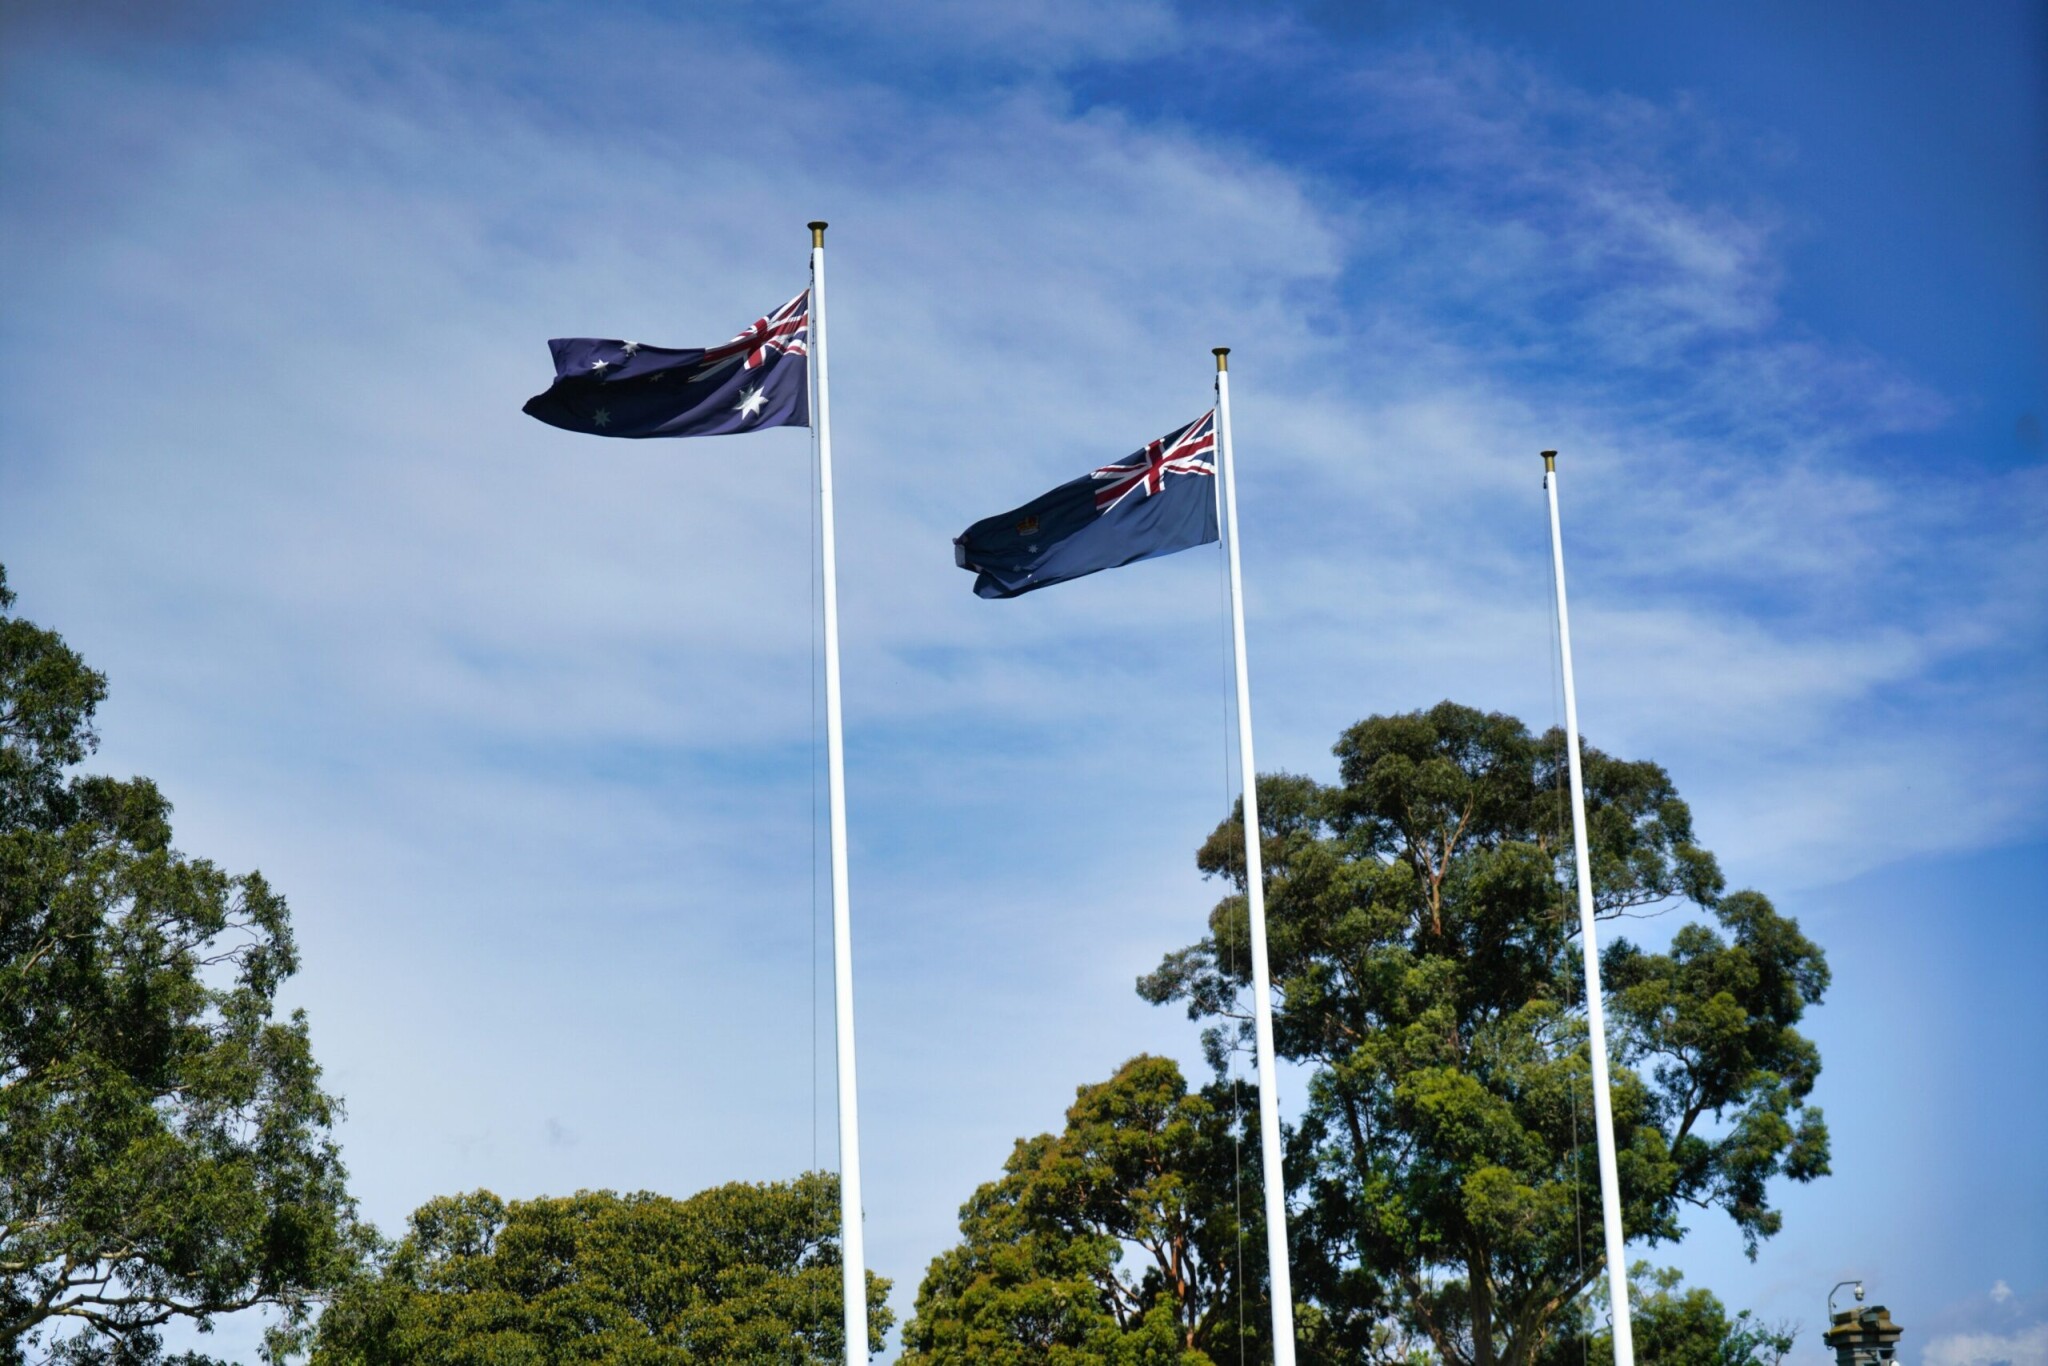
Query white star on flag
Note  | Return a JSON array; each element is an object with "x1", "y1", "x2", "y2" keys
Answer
[
  {"x1": 593, "y1": 407, "x2": 611, "y2": 428},
  {"x1": 735, "y1": 385, "x2": 767, "y2": 420}
]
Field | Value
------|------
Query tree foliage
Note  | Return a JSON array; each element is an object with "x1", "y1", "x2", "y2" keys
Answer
[
  {"x1": 1140, "y1": 702, "x2": 1829, "y2": 1366},
  {"x1": 901, "y1": 1055, "x2": 1263, "y2": 1366},
  {"x1": 0, "y1": 567, "x2": 359, "y2": 1363},
  {"x1": 1537, "y1": 1263, "x2": 1796, "y2": 1366},
  {"x1": 311, "y1": 1174, "x2": 891, "y2": 1364}
]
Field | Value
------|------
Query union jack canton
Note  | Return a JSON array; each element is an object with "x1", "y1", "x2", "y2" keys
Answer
[{"x1": 1093, "y1": 411, "x2": 1217, "y2": 511}]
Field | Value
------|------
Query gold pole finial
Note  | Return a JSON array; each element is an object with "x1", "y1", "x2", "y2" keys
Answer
[
  {"x1": 1542, "y1": 449, "x2": 1558, "y2": 472},
  {"x1": 809, "y1": 221, "x2": 828, "y2": 247},
  {"x1": 1213, "y1": 347, "x2": 1230, "y2": 372}
]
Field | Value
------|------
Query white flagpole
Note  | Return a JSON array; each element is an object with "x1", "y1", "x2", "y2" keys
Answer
[
  {"x1": 1213, "y1": 347, "x2": 1298, "y2": 1366},
  {"x1": 809, "y1": 221, "x2": 869, "y2": 1364},
  {"x1": 1542, "y1": 450, "x2": 1635, "y2": 1366}
]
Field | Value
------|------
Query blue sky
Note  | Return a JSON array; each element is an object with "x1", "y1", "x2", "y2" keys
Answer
[{"x1": 1, "y1": 1, "x2": 2042, "y2": 1361}]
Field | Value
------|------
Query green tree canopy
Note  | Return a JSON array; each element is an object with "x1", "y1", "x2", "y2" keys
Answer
[
  {"x1": 901, "y1": 1055, "x2": 1263, "y2": 1366},
  {"x1": 1537, "y1": 1264, "x2": 1795, "y2": 1366},
  {"x1": 0, "y1": 567, "x2": 359, "y2": 1363},
  {"x1": 310, "y1": 1174, "x2": 891, "y2": 1364},
  {"x1": 1140, "y1": 702, "x2": 1829, "y2": 1366}
]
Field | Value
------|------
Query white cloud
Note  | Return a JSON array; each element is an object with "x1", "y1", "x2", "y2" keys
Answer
[{"x1": 1927, "y1": 1322, "x2": 2048, "y2": 1366}]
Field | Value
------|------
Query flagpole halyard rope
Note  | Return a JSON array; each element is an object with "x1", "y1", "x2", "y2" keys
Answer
[
  {"x1": 1541, "y1": 462, "x2": 1590, "y2": 1366},
  {"x1": 810, "y1": 344, "x2": 823, "y2": 1178},
  {"x1": 1208, "y1": 350, "x2": 1248, "y2": 1366}
]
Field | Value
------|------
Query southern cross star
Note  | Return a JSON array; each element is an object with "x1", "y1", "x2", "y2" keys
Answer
[
  {"x1": 589, "y1": 358, "x2": 610, "y2": 372},
  {"x1": 593, "y1": 407, "x2": 611, "y2": 428},
  {"x1": 735, "y1": 385, "x2": 768, "y2": 420},
  {"x1": 621, "y1": 341, "x2": 640, "y2": 355}
]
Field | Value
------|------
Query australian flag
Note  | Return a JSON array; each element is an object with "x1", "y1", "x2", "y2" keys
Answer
[
  {"x1": 955, "y1": 412, "x2": 1219, "y2": 599},
  {"x1": 522, "y1": 290, "x2": 810, "y2": 438}
]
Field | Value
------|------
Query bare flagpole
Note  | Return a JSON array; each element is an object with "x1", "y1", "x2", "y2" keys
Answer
[
  {"x1": 1214, "y1": 347, "x2": 1298, "y2": 1365},
  {"x1": 1541, "y1": 450, "x2": 1635, "y2": 1366},
  {"x1": 810, "y1": 221, "x2": 869, "y2": 1364}
]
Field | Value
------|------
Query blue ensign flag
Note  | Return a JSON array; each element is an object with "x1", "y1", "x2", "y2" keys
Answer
[
  {"x1": 955, "y1": 412, "x2": 1219, "y2": 598},
  {"x1": 523, "y1": 290, "x2": 810, "y2": 438}
]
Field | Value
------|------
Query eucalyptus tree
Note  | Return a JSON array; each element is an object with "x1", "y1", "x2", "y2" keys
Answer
[
  {"x1": 312, "y1": 1175, "x2": 891, "y2": 1364},
  {"x1": 1537, "y1": 1263, "x2": 1797, "y2": 1366},
  {"x1": 1141, "y1": 702, "x2": 1829, "y2": 1366},
  {"x1": 902, "y1": 1056, "x2": 1264, "y2": 1366},
  {"x1": 0, "y1": 567, "x2": 359, "y2": 1363}
]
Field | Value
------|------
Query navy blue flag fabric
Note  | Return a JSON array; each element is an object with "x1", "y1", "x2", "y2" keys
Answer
[
  {"x1": 955, "y1": 411, "x2": 1219, "y2": 599},
  {"x1": 523, "y1": 290, "x2": 810, "y2": 438}
]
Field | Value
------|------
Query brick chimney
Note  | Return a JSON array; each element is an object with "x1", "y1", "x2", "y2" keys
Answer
[{"x1": 1826, "y1": 1305, "x2": 1904, "y2": 1366}]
